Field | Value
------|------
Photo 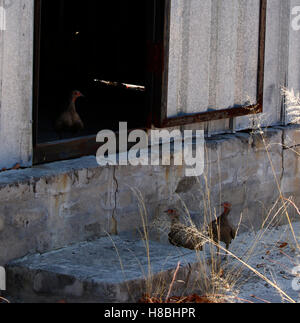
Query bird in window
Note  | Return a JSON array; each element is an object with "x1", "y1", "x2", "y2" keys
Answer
[
  {"x1": 55, "y1": 90, "x2": 84, "y2": 136},
  {"x1": 208, "y1": 202, "x2": 236, "y2": 254},
  {"x1": 165, "y1": 209, "x2": 205, "y2": 251}
]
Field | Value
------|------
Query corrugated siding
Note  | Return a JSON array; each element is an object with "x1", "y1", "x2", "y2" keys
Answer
[
  {"x1": 288, "y1": 0, "x2": 300, "y2": 124},
  {"x1": 167, "y1": 0, "x2": 300, "y2": 133},
  {"x1": 167, "y1": 0, "x2": 260, "y2": 118}
]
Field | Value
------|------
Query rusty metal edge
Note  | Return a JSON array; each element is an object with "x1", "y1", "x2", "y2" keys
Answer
[{"x1": 161, "y1": 104, "x2": 262, "y2": 128}]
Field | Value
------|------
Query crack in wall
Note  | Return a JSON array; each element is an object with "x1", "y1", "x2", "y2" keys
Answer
[
  {"x1": 280, "y1": 130, "x2": 285, "y2": 184},
  {"x1": 111, "y1": 167, "x2": 119, "y2": 235}
]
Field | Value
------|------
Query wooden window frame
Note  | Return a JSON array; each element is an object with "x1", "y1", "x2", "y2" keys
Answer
[
  {"x1": 33, "y1": 0, "x2": 164, "y2": 164},
  {"x1": 153, "y1": 0, "x2": 267, "y2": 128},
  {"x1": 33, "y1": 0, "x2": 267, "y2": 164}
]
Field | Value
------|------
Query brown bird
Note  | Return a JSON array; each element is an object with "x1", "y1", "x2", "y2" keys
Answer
[
  {"x1": 55, "y1": 90, "x2": 84, "y2": 135},
  {"x1": 208, "y1": 202, "x2": 236, "y2": 253},
  {"x1": 165, "y1": 209, "x2": 205, "y2": 251}
]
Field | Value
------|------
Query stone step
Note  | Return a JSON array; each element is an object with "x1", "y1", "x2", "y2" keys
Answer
[{"x1": 6, "y1": 235, "x2": 206, "y2": 303}]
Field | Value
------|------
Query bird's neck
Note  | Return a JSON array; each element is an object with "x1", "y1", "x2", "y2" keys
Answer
[
  {"x1": 171, "y1": 215, "x2": 180, "y2": 225},
  {"x1": 222, "y1": 208, "x2": 231, "y2": 218},
  {"x1": 72, "y1": 96, "x2": 78, "y2": 103},
  {"x1": 68, "y1": 100, "x2": 77, "y2": 112}
]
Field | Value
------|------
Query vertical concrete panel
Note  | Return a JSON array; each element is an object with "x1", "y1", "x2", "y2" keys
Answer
[
  {"x1": 185, "y1": 0, "x2": 211, "y2": 114},
  {"x1": 289, "y1": 0, "x2": 300, "y2": 92},
  {"x1": 287, "y1": 0, "x2": 300, "y2": 124},
  {"x1": 210, "y1": 0, "x2": 259, "y2": 134},
  {"x1": 0, "y1": 1, "x2": 5, "y2": 125},
  {"x1": 167, "y1": 0, "x2": 260, "y2": 127},
  {"x1": 0, "y1": 0, "x2": 33, "y2": 169},
  {"x1": 234, "y1": 0, "x2": 260, "y2": 106},
  {"x1": 167, "y1": 0, "x2": 300, "y2": 133},
  {"x1": 166, "y1": 0, "x2": 182, "y2": 118},
  {"x1": 237, "y1": 0, "x2": 291, "y2": 130},
  {"x1": 167, "y1": 0, "x2": 211, "y2": 117},
  {"x1": 213, "y1": 0, "x2": 238, "y2": 110}
]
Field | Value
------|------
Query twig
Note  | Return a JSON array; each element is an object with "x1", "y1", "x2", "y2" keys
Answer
[
  {"x1": 283, "y1": 198, "x2": 300, "y2": 216},
  {"x1": 279, "y1": 250, "x2": 298, "y2": 266},
  {"x1": 250, "y1": 295, "x2": 271, "y2": 303},
  {"x1": 165, "y1": 262, "x2": 181, "y2": 302},
  {"x1": 198, "y1": 232, "x2": 296, "y2": 303},
  {"x1": 266, "y1": 257, "x2": 292, "y2": 273}
]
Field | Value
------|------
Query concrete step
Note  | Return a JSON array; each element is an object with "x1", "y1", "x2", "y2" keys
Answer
[{"x1": 6, "y1": 235, "x2": 206, "y2": 303}]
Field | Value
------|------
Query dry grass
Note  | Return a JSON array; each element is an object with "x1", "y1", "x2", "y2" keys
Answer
[
  {"x1": 108, "y1": 89, "x2": 300, "y2": 303},
  {"x1": 282, "y1": 87, "x2": 300, "y2": 124},
  {"x1": 0, "y1": 296, "x2": 10, "y2": 304},
  {"x1": 117, "y1": 160, "x2": 298, "y2": 303},
  {"x1": 130, "y1": 174, "x2": 298, "y2": 303}
]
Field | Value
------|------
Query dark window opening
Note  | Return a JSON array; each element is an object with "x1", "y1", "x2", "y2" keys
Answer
[
  {"x1": 36, "y1": 0, "x2": 150, "y2": 145},
  {"x1": 33, "y1": 0, "x2": 266, "y2": 164}
]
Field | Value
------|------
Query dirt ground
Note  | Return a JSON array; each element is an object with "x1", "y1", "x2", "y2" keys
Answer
[
  {"x1": 222, "y1": 221, "x2": 300, "y2": 303},
  {"x1": 2, "y1": 221, "x2": 300, "y2": 304}
]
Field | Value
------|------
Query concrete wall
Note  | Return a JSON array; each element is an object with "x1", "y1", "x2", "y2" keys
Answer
[
  {"x1": 0, "y1": 124, "x2": 299, "y2": 265},
  {"x1": 0, "y1": 0, "x2": 34, "y2": 169}
]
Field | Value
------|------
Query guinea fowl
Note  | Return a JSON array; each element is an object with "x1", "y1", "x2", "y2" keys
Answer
[
  {"x1": 165, "y1": 209, "x2": 205, "y2": 251},
  {"x1": 55, "y1": 90, "x2": 84, "y2": 136},
  {"x1": 208, "y1": 202, "x2": 236, "y2": 253}
]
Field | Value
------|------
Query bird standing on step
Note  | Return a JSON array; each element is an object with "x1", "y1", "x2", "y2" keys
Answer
[
  {"x1": 165, "y1": 209, "x2": 205, "y2": 251},
  {"x1": 55, "y1": 90, "x2": 84, "y2": 136},
  {"x1": 208, "y1": 202, "x2": 236, "y2": 253}
]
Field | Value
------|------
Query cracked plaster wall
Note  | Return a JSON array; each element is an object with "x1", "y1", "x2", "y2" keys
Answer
[{"x1": 0, "y1": 125, "x2": 299, "y2": 265}]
